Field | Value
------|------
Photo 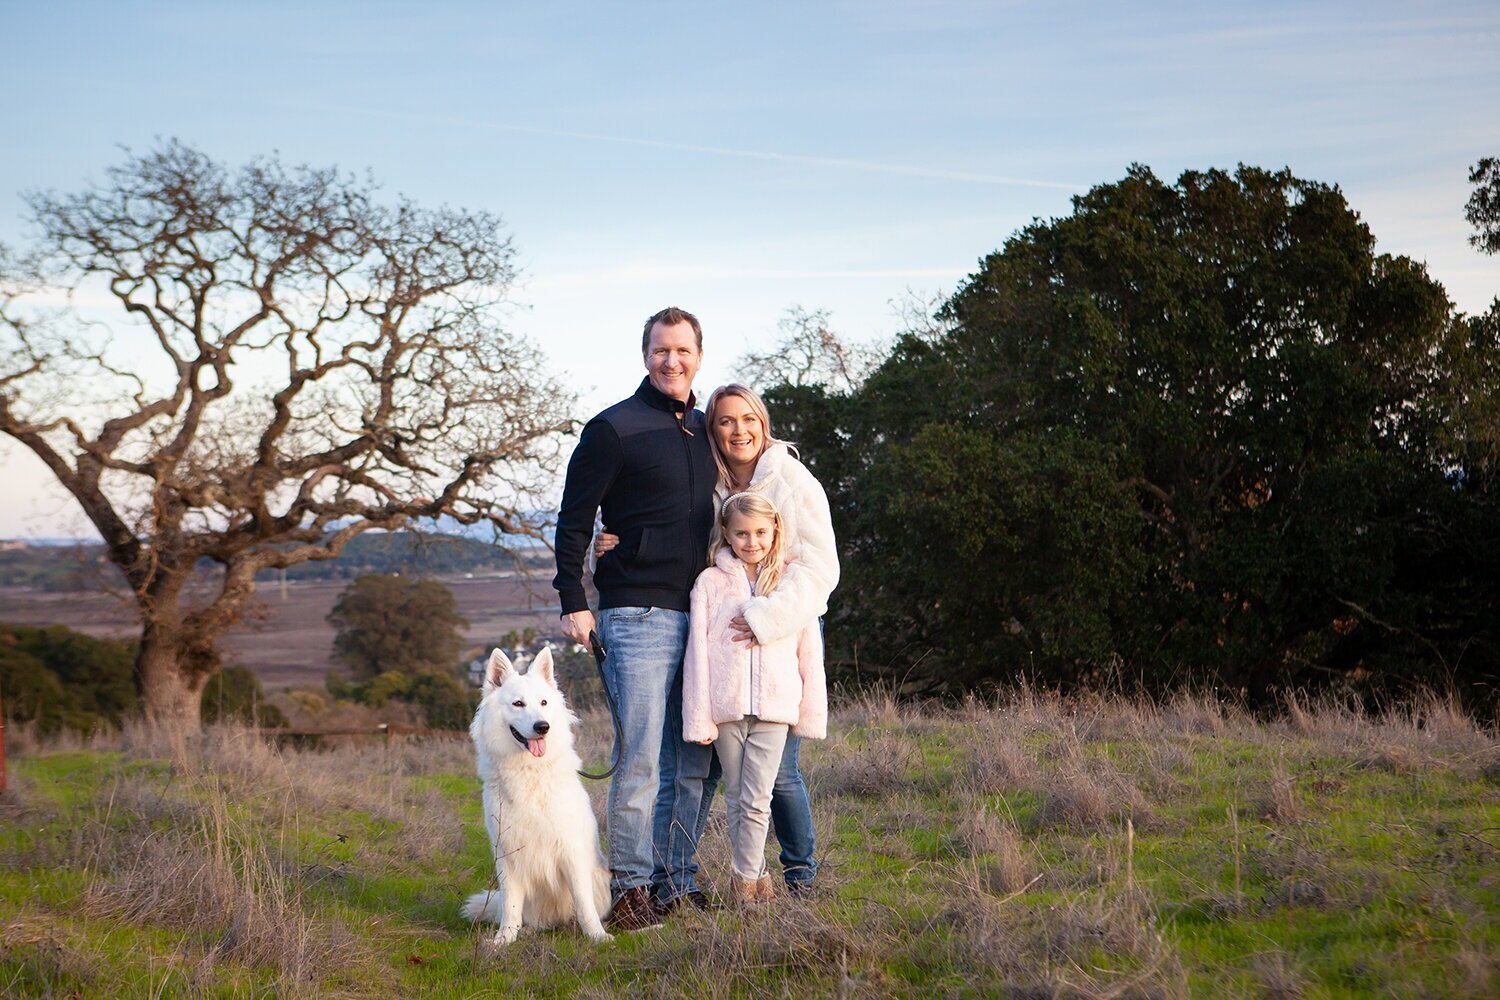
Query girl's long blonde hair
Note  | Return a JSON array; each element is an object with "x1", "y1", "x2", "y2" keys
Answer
[{"x1": 710, "y1": 491, "x2": 786, "y2": 595}]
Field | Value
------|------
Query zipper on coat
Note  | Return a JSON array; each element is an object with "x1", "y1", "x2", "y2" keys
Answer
[
  {"x1": 680, "y1": 414, "x2": 697, "y2": 593},
  {"x1": 748, "y1": 573, "x2": 758, "y2": 717}
]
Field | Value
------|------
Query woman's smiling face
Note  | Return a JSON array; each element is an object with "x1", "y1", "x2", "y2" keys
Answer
[{"x1": 712, "y1": 393, "x2": 764, "y2": 470}]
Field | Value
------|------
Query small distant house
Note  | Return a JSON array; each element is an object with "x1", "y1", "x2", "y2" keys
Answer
[{"x1": 466, "y1": 645, "x2": 530, "y2": 688}]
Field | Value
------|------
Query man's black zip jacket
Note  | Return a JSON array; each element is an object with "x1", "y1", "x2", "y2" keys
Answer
[{"x1": 553, "y1": 377, "x2": 717, "y2": 615}]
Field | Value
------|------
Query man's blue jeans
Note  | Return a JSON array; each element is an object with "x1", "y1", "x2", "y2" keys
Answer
[
  {"x1": 596, "y1": 605, "x2": 712, "y2": 902},
  {"x1": 696, "y1": 734, "x2": 818, "y2": 888}
]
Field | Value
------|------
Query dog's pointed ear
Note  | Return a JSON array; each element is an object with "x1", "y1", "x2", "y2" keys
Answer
[
  {"x1": 483, "y1": 648, "x2": 514, "y2": 695},
  {"x1": 530, "y1": 645, "x2": 556, "y2": 686}
]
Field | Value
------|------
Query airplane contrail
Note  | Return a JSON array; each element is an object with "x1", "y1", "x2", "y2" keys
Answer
[{"x1": 297, "y1": 101, "x2": 1081, "y2": 191}]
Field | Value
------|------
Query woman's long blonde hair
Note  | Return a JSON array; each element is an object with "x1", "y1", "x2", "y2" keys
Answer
[
  {"x1": 704, "y1": 384, "x2": 793, "y2": 490},
  {"x1": 710, "y1": 491, "x2": 786, "y2": 595}
]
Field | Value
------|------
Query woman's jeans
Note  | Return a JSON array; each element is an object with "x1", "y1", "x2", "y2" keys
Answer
[{"x1": 770, "y1": 734, "x2": 819, "y2": 886}]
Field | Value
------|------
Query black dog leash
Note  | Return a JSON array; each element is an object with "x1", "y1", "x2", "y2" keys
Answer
[{"x1": 577, "y1": 630, "x2": 624, "y2": 781}]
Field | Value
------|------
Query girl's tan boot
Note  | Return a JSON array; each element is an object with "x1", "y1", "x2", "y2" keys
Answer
[
  {"x1": 754, "y1": 874, "x2": 775, "y2": 902},
  {"x1": 730, "y1": 876, "x2": 760, "y2": 907}
]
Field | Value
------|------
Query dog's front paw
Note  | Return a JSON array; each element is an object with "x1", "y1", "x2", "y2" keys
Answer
[
  {"x1": 586, "y1": 928, "x2": 613, "y2": 944},
  {"x1": 491, "y1": 927, "x2": 520, "y2": 947}
]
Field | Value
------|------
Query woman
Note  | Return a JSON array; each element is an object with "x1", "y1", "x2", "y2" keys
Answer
[{"x1": 598, "y1": 383, "x2": 839, "y2": 893}]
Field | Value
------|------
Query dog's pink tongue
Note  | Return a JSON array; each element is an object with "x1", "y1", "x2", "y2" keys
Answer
[{"x1": 527, "y1": 737, "x2": 546, "y2": 758}]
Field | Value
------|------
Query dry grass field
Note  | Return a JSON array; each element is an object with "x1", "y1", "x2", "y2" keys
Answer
[
  {"x1": 3, "y1": 689, "x2": 1498, "y2": 998},
  {"x1": 0, "y1": 574, "x2": 559, "y2": 689}
]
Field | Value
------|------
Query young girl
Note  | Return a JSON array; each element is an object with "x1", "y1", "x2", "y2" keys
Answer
[{"x1": 682, "y1": 492, "x2": 827, "y2": 904}]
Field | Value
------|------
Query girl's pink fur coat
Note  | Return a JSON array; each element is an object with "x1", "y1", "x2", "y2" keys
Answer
[{"x1": 682, "y1": 547, "x2": 828, "y2": 744}]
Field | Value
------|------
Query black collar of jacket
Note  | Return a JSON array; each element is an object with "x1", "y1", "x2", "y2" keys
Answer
[{"x1": 634, "y1": 376, "x2": 696, "y2": 415}]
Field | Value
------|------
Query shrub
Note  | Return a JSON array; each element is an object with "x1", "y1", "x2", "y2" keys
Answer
[
  {"x1": 0, "y1": 623, "x2": 136, "y2": 734},
  {"x1": 324, "y1": 668, "x2": 476, "y2": 730},
  {"x1": 326, "y1": 574, "x2": 467, "y2": 680},
  {"x1": 200, "y1": 666, "x2": 288, "y2": 728}
]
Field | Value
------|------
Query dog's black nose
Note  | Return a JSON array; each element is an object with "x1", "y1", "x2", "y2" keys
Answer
[{"x1": 533, "y1": 721, "x2": 550, "y2": 736}]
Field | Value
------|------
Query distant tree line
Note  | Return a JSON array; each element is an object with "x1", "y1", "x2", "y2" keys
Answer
[
  {"x1": 0, "y1": 623, "x2": 285, "y2": 733},
  {"x1": 258, "y1": 530, "x2": 533, "y2": 582},
  {"x1": 0, "y1": 547, "x2": 108, "y2": 592},
  {"x1": 0, "y1": 531, "x2": 521, "y2": 592},
  {"x1": 763, "y1": 164, "x2": 1500, "y2": 707}
]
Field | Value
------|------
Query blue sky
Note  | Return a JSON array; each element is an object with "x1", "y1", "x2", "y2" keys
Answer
[{"x1": 2, "y1": 0, "x2": 1497, "y2": 537}]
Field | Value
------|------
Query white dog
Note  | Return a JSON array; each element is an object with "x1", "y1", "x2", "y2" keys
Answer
[{"x1": 461, "y1": 646, "x2": 612, "y2": 945}]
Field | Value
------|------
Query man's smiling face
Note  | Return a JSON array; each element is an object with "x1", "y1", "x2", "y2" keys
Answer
[{"x1": 643, "y1": 319, "x2": 702, "y2": 403}]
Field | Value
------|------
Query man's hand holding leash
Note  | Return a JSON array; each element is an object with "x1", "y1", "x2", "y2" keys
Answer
[{"x1": 561, "y1": 609, "x2": 597, "y2": 648}]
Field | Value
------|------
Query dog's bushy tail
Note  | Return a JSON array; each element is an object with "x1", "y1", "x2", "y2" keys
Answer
[{"x1": 462, "y1": 890, "x2": 503, "y2": 923}]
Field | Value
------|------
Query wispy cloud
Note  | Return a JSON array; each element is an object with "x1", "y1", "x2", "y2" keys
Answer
[
  {"x1": 523, "y1": 263, "x2": 970, "y2": 292},
  {"x1": 1110, "y1": 11, "x2": 1500, "y2": 52},
  {"x1": 294, "y1": 101, "x2": 1081, "y2": 191}
]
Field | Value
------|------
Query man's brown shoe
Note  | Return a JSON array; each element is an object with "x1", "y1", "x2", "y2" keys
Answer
[{"x1": 607, "y1": 886, "x2": 664, "y2": 932}]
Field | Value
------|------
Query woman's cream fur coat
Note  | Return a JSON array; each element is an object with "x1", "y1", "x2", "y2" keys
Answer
[{"x1": 718, "y1": 441, "x2": 840, "y2": 645}]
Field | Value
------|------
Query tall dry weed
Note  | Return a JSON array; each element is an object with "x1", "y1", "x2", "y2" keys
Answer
[
  {"x1": 1035, "y1": 748, "x2": 1154, "y2": 833},
  {"x1": 953, "y1": 804, "x2": 1032, "y2": 895},
  {"x1": 0, "y1": 774, "x2": 29, "y2": 824},
  {"x1": 1252, "y1": 951, "x2": 1309, "y2": 999},
  {"x1": 1453, "y1": 933, "x2": 1499, "y2": 998},
  {"x1": 190, "y1": 726, "x2": 467, "y2": 862},
  {"x1": 1257, "y1": 763, "x2": 1302, "y2": 824},
  {"x1": 1283, "y1": 690, "x2": 1318, "y2": 737},
  {"x1": 1161, "y1": 691, "x2": 1231, "y2": 737},
  {"x1": 818, "y1": 729, "x2": 915, "y2": 797},
  {"x1": 3, "y1": 719, "x2": 117, "y2": 757},
  {"x1": 81, "y1": 788, "x2": 364, "y2": 994},
  {"x1": 557, "y1": 901, "x2": 881, "y2": 1000},
  {"x1": 1135, "y1": 741, "x2": 1193, "y2": 800},
  {"x1": 939, "y1": 890, "x2": 1186, "y2": 998},
  {"x1": 1270, "y1": 690, "x2": 1498, "y2": 777},
  {"x1": 0, "y1": 909, "x2": 108, "y2": 995},
  {"x1": 1374, "y1": 692, "x2": 1498, "y2": 775},
  {"x1": 833, "y1": 685, "x2": 904, "y2": 728},
  {"x1": 1039, "y1": 768, "x2": 1112, "y2": 830},
  {"x1": 965, "y1": 730, "x2": 1034, "y2": 795}
]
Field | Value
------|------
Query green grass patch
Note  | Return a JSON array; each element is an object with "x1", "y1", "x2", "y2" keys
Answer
[{"x1": 3, "y1": 697, "x2": 1497, "y2": 997}]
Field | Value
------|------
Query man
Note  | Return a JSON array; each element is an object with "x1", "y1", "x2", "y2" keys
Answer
[{"x1": 554, "y1": 306, "x2": 718, "y2": 930}]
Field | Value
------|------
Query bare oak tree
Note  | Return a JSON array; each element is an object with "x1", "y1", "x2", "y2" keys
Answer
[
  {"x1": 734, "y1": 306, "x2": 882, "y2": 394},
  {"x1": 0, "y1": 141, "x2": 571, "y2": 733}
]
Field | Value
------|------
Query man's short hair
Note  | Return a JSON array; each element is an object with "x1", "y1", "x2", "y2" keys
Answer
[{"x1": 642, "y1": 307, "x2": 703, "y2": 355}]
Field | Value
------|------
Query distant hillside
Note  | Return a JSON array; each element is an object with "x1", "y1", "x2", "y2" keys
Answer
[
  {"x1": 254, "y1": 531, "x2": 541, "y2": 582},
  {"x1": 0, "y1": 544, "x2": 107, "y2": 591},
  {"x1": 0, "y1": 531, "x2": 545, "y2": 591}
]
